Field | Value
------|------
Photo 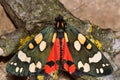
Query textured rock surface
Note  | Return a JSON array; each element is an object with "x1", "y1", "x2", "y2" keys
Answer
[
  {"x1": 0, "y1": 0, "x2": 120, "y2": 80},
  {"x1": 60, "y1": 0, "x2": 120, "y2": 31},
  {"x1": 0, "y1": 4, "x2": 15, "y2": 35}
]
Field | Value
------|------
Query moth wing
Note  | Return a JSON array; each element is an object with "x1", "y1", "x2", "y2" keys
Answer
[
  {"x1": 6, "y1": 25, "x2": 59, "y2": 76},
  {"x1": 63, "y1": 24, "x2": 113, "y2": 77}
]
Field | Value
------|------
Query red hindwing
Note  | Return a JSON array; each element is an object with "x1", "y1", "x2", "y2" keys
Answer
[
  {"x1": 62, "y1": 38, "x2": 76, "y2": 74},
  {"x1": 44, "y1": 38, "x2": 76, "y2": 74},
  {"x1": 44, "y1": 38, "x2": 60, "y2": 74}
]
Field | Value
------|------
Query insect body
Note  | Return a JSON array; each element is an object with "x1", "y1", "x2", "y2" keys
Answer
[{"x1": 6, "y1": 15, "x2": 113, "y2": 79}]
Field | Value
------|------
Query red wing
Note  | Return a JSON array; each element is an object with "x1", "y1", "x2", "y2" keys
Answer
[
  {"x1": 44, "y1": 38, "x2": 60, "y2": 74},
  {"x1": 62, "y1": 38, "x2": 76, "y2": 74}
]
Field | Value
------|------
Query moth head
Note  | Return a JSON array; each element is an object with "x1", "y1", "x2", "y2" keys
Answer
[{"x1": 55, "y1": 15, "x2": 66, "y2": 30}]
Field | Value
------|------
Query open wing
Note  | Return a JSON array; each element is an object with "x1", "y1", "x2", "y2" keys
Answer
[
  {"x1": 62, "y1": 24, "x2": 113, "y2": 77},
  {"x1": 6, "y1": 25, "x2": 60, "y2": 76}
]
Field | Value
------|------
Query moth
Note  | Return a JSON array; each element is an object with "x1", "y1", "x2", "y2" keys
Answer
[{"x1": 6, "y1": 15, "x2": 113, "y2": 79}]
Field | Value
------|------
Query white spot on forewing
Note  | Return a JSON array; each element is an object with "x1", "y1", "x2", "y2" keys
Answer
[
  {"x1": 39, "y1": 41, "x2": 46, "y2": 51},
  {"x1": 14, "y1": 63, "x2": 17, "y2": 66},
  {"x1": 74, "y1": 40, "x2": 81, "y2": 51},
  {"x1": 16, "y1": 67, "x2": 19, "y2": 72},
  {"x1": 83, "y1": 63, "x2": 90, "y2": 72},
  {"x1": 78, "y1": 61, "x2": 83, "y2": 69},
  {"x1": 89, "y1": 51, "x2": 102, "y2": 63},
  {"x1": 29, "y1": 63, "x2": 36, "y2": 73},
  {"x1": 106, "y1": 64, "x2": 109, "y2": 66},
  {"x1": 100, "y1": 68, "x2": 104, "y2": 73},
  {"x1": 18, "y1": 50, "x2": 31, "y2": 63},
  {"x1": 10, "y1": 62, "x2": 13, "y2": 65},
  {"x1": 78, "y1": 61, "x2": 90, "y2": 72},
  {"x1": 96, "y1": 68, "x2": 99, "y2": 74},
  {"x1": 20, "y1": 68, "x2": 23, "y2": 73},
  {"x1": 36, "y1": 61, "x2": 42, "y2": 69},
  {"x1": 102, "y1": 64, "x2": 105, "y2": 67},
  {"x1": 0, "y1": 48, "x2": 4, "y2": 55}
]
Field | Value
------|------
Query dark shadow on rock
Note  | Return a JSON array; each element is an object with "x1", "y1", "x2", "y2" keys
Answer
[{"x1": 6, "y1": 74, "x2": 27, "y2": 80}]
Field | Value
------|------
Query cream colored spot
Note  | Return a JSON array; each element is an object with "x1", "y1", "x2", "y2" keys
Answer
[
  {"x1": 39, "y1": 41, "x2": 46, "y2": 51},
  {"x1": 89, "y1": 51, "x2": 102, "y2": 63},
  {"x1": 86, "y1": 43, "x2": 92, "y2": 49},
  {"x1": 78, "y1": 61, "x2": 83, "y2": 69},
  {"x1": 34, "y1": 33, "x2": 43, "y2": 44},
  {"x1": 62, "y1": 22, "x2": 64, "y2": 28},
  {"x1": 16, "y1": 67, "x2": 19, "y2": 72},
  {"x1": 18, "y1": 50, "x2": 31, "y2": 63},
  {"x1": 100, "y1": 68, "x2": 104, "y2": 73},
  {"x1": 102, "y1": 64, "x2": 105, "y2": 67},
  {"x1": 10, "y1": 62, "x2": 13, "y2": 65},
  {"x1": 36, "y1": 61, "x2": 42, "y2": 69},
  {"x1": 64, "y1": 32, "x2": 68, "y2": 42},
  {"x1": 20, "y1": 68, "x2": 23, "y2": 73},
  {"x1": 0, "y1": 48, "x2": 4, "y2": 55},
  {"x1": 83, "y1": 63, "x2": 90, "y2": 72},
  {"x1": 52, "y1": 33, "x2": 57, "y2": 43},
  {"x1": 96, "y1": 68, "x2": 99, "y2": 74},
  {"x1": 57, "y1": 22, "x2": 59, "y2": 28},
  {"x1": 106, "y1": 64, "x2": 109, "y2": 66},
  {"x1": 78, "y1": 33, "x2": 86, "y2": 44},
  {"x1": 74, "y1": 40, "x2": 81, "y2": 51},
  {"x1": 78, "y1": 61, "x2": 90, "y2": 72},
  {"x1": 14, "y1": 63, "x2": 17, "y2": 66},
  {"x1": 29, "y1": 43, "x2": 34, "y2": 49},
  {"x1": 29, "y1": 63, "x2": 36, "y2": 73}
]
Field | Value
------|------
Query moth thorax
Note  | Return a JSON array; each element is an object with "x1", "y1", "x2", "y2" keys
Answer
[
  {"x1": 55, "y1": 15, "x2": 66, "y2": 30},
  {"x1": 55, "y1": 21, "x2": 65, "y2": 30}
]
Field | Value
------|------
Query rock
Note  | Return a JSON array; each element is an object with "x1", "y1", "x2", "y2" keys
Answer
[
  {"x1": 113, "y1": 70, "x2": 120, "y2": 80},
  {"x1": 114, "y1": 52, "x2": 120, "y2": 68},
  {"x1": 112, "y1": 39, "x2": 120, "y2": 53},
  {"x1": 0, "y1": 4, "x2": 15, "y2": 36},
  {"x1": 0, "y1": 62, "x2": 7, "y2": 80},
  {"x1": 60, "y1": 0, "x2": 120, "y2": 31},
  {"x1": 97, "y1": 74, "x2": 115, "y2": 80}
]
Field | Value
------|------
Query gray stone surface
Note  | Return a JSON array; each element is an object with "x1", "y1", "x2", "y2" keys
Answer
[
  {"x1": 0, "y1": 4, "x2": 15, "y2": 36},
  {"x1": 60, "y1": 0, "x2": 120, "y2": 31}
]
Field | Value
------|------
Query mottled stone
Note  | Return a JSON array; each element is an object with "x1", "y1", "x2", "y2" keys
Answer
[
  {"x1": 0, "y1": 62, "x2": 7, "y2": 80},
  {"x1": 98, "y1": 75, "x2": 115, "y2": 80},
  {"x1": 112, "y1": 39, "x2": 120, "y2": 53},
  {"x1": 60, "y1": 0, "x2": 120, "y2": 31},
  {"x1": 0, "y1": 4, "x2": 15, "y2": 35},
  {"x1": 114, "y1": 53, "x2": 120, "y2": 68}
]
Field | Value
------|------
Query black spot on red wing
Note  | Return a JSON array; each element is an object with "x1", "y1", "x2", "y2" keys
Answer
[
  {"x1": 46, "y1": 61, "x2": 55, "y2": 67},
  {"x1": 66, "y1": 60, "x2": 74, "y2": 67}
]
